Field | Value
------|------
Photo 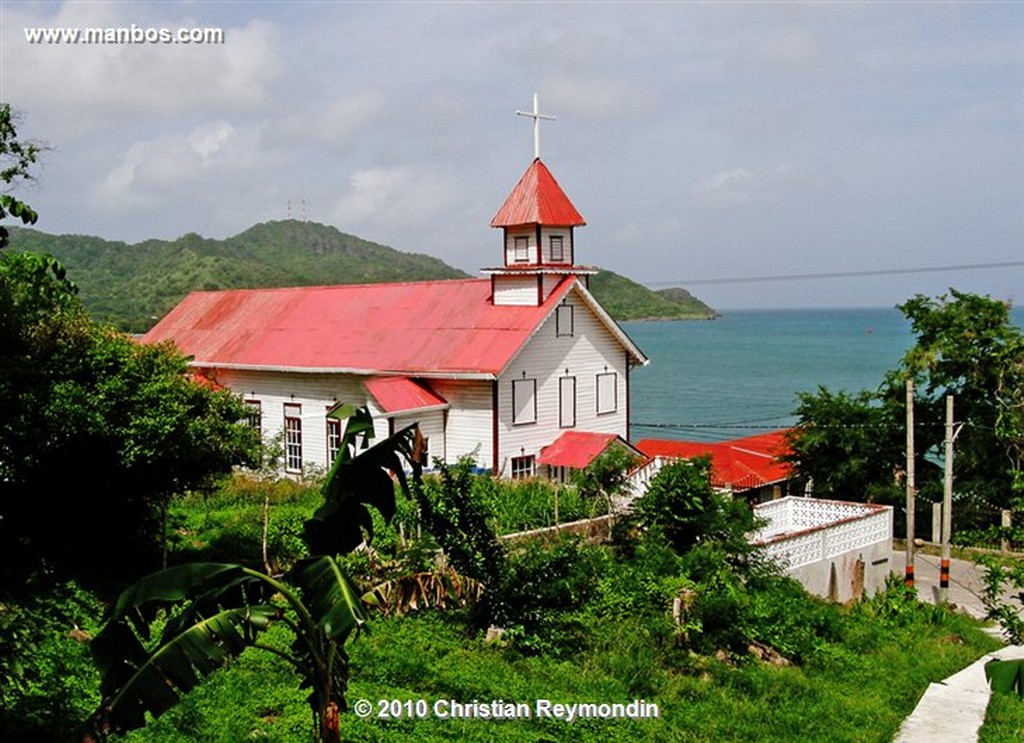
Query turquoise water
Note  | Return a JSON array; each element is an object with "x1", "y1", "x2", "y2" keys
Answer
[{"x1": 624, "y1": 307, "x2": 1023, "y2": 444}]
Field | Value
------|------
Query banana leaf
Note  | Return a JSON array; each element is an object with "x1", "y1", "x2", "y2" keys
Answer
[
  {"x1": 90, "y1": 562, "x2": 284, "y2": 732},
  {"x1": 986, "y1": 658, "x2": 1024, "y2": 699},
  {"x1": 305, "y1": 418, "x2": 423, "y2": 554},
  {"x1": 288, "y1": 555, "x2": 368, "y2": 642}
]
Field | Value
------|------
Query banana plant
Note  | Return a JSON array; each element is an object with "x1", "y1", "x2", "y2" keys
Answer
[{"x1": 85, "y1": 408, "x2": 424, "y2": 742}]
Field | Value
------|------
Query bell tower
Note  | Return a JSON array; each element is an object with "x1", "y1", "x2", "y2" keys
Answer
[{"x1": 484, "y1": 94, "x2": 596, "y2": 307}]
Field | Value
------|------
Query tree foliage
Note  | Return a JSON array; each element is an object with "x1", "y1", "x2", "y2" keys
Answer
[
  {"x1": 0, "y1": 104, "x2": 41, "y2": 250},
  {"x1": 784, "y1": 387, "x2": 910, "y2": 503},
  {"x1": 0, "y1": 248, "x2": 260, "y2": 582},
  {"x1": 86, "y1": 420, "x2": 423, "y2": 742},
  {"x1": 897, "y1": 290, "x2": 1024, "y2": 506},
  {"x1": 786, "y1": 290, "x2": 1024, "y2": 511},
  {"x1": 632, "y1": 456, "x2": 759, "y2": 559}
]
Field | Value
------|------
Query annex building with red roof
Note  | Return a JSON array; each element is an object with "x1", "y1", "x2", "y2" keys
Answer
[
  {"x1": 144, "y1": 154, "x2": 649, "y2": 478},
  {"x1": 635, "y1": 430, "x2": 802, "y2": 503}
]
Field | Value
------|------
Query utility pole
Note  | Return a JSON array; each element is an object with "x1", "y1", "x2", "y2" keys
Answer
[
  {"x1": 905, "y1": 378, "x2": 916, "y2": 589},
  {"x1": 939, "y1": 395, "x2": 955, "y2": 604}
]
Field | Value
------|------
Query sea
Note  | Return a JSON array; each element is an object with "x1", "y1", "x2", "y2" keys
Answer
[{"x1": 624, "y1": 307, "x2": 1024, "y2": 444}]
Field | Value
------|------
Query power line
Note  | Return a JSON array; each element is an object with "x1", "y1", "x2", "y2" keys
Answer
[{"x1": 642, "y1": 261, "x2": 1024, "y2": 288}]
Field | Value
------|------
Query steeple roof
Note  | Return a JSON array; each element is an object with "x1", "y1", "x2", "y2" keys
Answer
[{"x1": 490, "y1": 158, "x2": 586, "y2": 228}]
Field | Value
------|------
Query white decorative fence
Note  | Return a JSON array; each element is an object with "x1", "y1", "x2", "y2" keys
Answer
[
  {"x1": 749, "y1": 497, "x2": 893, "y2": 600},
  {"x1": 625, "y1": 455, "x2": 669, "y2": 497}
]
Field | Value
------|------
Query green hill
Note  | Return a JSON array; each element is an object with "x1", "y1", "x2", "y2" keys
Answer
[
  {"x1": 589, "y1": 271, "x2": 717, "y2": 321},
  {"x1": 8, "y1": 221, "x2": 467, "y2": 332},
  {"x1": 7, "y1": 221, "x2": 716, "y2": 330},
  {"x1": 654, "y1": 286, "x2": 719, "y2": 318}
]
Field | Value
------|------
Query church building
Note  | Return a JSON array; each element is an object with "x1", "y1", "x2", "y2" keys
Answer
[{"x1": 143, "y1": 103, "x2": 648, "y2": 478}]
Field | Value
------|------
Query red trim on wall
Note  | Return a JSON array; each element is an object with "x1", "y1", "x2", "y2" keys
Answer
[
  {"x1": 625, "y1": 351, "x2": 631, "y2": 440},
  {"x1": 492, "y1": 381, "x2": 500, "y2": 475}
]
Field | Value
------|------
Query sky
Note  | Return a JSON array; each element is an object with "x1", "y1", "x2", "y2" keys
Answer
[{"x1": 1, "y1": 1, "x2": 1021, "y2": 310}]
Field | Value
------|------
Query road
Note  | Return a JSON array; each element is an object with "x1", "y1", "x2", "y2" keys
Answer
[{"x1": 889, "y1": 549, "x2": 1016, "y2": 620}]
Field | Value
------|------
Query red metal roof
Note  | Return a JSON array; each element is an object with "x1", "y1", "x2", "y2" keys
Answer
[
  {"x1": 142, "y1": 277, "x2": 579, "y2": 377},
  {"x1": 636, "y1": 431, "x2": 794, "y2": 491},
  {"x1": 490, "y1": 158, "x2": 586, "y2": 228},
  {"x1": 538, "y1": 431, "x2": 636, "y2": 470},
  {"x1": 364, "y1": 377, "x2": 447, "y2": 413}
]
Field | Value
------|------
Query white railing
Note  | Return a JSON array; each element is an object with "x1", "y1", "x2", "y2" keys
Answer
[
  {"x1": 749, "y1": 497, "x2": 892, "y2": 569},
  {"x1": 623, "y1": 456, "x2": 668, "y2": 501}
]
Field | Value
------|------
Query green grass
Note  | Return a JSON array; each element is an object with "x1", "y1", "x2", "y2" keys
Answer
[
  {"x1": 3, "y1": 472, "x2": 1009, "y2": 742},
  {"x1": 981, "y1": 687, "x2": 1024, "y2": 743},
  {"x1": 474, "y1": 476, "x2": 606, "y2": 535},
  {"x1": 166, "y1": 474, "x2": 321, "y2": 570},
  {"x1": 115, "y1": 600, "x2": 1000, "y2": 742}
]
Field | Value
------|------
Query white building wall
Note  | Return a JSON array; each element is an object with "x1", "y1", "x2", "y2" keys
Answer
[
  {"x1": 493, "y1": 274, "x2": 538, "y2": 306},
  {"x1": 495, "y1": 290, "x2": 630, "y2": 477},
  {"x1": 429, "y1": 379, "x2": 493, "y2": 470},
  {"x1": 539, "y1": 227, "x2": 572, "y2": 264},
  {"x1": 217, "y1": 369, "x2": 371, "y2": 474},
  {"x1": 215, "y1": 369, "x2": 454, "y2": 473},
  {"x1": 503, "y1": 227, "x2": 537, "y2": 265}
]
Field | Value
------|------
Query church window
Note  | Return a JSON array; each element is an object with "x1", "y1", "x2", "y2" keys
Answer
[
  {"x1": 244, "y1": 400, "x2": 262, "y2": 433},
  {"x1": 511, "y1": 455, "x2": 536, "y2": 479},
  {"x1": 559, "y1": 376, "x2": 576, "y2": 428},
  {"x1": 596, "y1": 372, "x2": 618, "y2": 415},
  {"x1": 549, "y1": 235, "x2": 564, "y2": 262},
  {"x1": 284, "y1": 403, "x2": 303, "y2": 473},
  {"x1": 326, "y1": 416, "x2": 342, "y2": 466},
  {"x1": 513, "y1": 236, "x2": 529, "y2": 262},
  {"x1": 512, "y1": 378, "x2": 537, "y2": 424},
  {"x1": 556, "y1": 304, "x2": 574, "y2": 337}
]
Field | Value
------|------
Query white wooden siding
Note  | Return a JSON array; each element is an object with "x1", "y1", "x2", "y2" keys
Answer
[
  {"x1": 495, "y1": 290, "x2": 629, "y2": 476},
  {"x1": 393, "y1": 410, "x2": 446, "y2": 466},
  {"x1": 542, "y1": 274, "x2": 563, "y2": 302},
  {"x1": 217, "y1": 370, "x2": 370, "y2": 474},
  {"x1": 504, "y1": 227, "x2": 537, "y2": 265},
  {"x1": 493, "y1": 274, "x2": 538, "y2": 306},
  {"x1": 430, "y1": 379, "x2": 493, "y2": 470},
  {"x1": 540, "y1": 227, "x2": 572, "y2": 264}
]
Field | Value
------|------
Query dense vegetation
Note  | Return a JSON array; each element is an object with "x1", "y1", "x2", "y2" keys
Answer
[
  {"x1": 7, "y1": 223, "x2": 715, "y2": 331},
  {"x1": 1, "y1": 464, "x2": 1004, "y2": 742},
  {"x1": 784, "y1": 290, "x2": 1024, "y2": 540}
]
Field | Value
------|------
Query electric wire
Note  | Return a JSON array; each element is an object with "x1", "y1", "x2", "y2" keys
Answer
[{"x1": 642, "y1": 260, "x2": 1024, "y2": 288}]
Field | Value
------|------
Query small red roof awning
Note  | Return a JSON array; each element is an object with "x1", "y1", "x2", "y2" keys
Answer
[
  {"x1": 538, "y1": 431, "x2": 637, "y2": 470},
  {"x1": 364, "y1": 377, "x2": 447, "y2": 414}
]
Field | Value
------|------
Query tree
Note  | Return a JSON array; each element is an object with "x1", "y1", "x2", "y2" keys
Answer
[
  {"x1": 0, "y1": 104, "x2": 41, "y2": 250},
  {"x1": 786, "y1": 290, "x2": 1024, "y2": 512},
  {"x1": 85, "y1": 415, "x2": 423, "y2": 743},
  {"x1": 571, "y1": 445, "x2": 639, "y2": 517},
  {"x1": 0, "y1": 248, "x2": 261, "y2": 581},
  {"x1": 897, "y1": 290, "x2": 1024, "y2": 507},
  {"x1": 783, "y1": 386, "x2": 913, "y2": 503},
  {"x1": 632, "y1": 456, "x2": 759, "y2": 559}
]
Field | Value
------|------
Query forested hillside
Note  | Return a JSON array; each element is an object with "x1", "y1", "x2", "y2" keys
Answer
[{"x1": 8, "y1": 221, "x2": 715, "y2": 331}]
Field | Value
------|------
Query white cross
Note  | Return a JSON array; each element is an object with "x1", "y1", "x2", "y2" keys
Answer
[{"x1": 516, "y1": 92, "x2": 555, "y2": 160}]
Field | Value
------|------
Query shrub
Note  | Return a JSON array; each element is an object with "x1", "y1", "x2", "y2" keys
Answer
[
  {"x1": 0, "y1": 578, "x2": 103, "y2": 741},
  {"x1": 632, "y1": 457, "x2": 759, "y2": 561}
]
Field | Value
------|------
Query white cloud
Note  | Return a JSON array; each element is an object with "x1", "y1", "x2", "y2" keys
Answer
[
  {"x1": 331, "y1": 166, "x2": 458, "y2": 237},
  {"x1": 698, "y1": 162, "x2": 829, "y2": 204},
  {"x1": 5, "y1": 3, "x2": 282, "y2": 139},
  {"x1": 96, "y1": 120, "x2": 264, "y2": 210}
]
